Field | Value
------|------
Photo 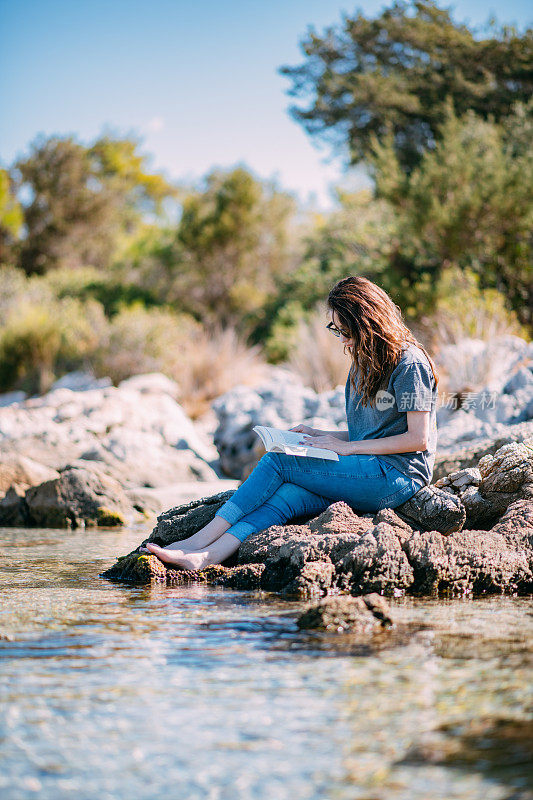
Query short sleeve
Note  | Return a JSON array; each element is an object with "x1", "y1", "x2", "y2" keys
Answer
[{"x1": 392, "y1": 361, "x2": 436, "y2": 412}]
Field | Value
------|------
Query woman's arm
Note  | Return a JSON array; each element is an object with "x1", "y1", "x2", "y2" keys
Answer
[
  {"x1": 301, "y1": 411, "x2": 429, "y2": 455},
  {"x1": 342, "y1": 411, "x2": 429, "y2": 454},
  {"x1": 289, "y1": 424, "x2": 349, "y2": 441},
  {"x1": 316, "y1": 429, "x2": 350, "y2": 441}
]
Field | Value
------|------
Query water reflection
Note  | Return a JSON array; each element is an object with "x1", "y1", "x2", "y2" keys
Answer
[{"x1": 0, "y1": 526, "x2": 531, "y2": 800}]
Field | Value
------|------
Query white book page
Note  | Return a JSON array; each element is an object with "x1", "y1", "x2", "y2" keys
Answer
[{"x1": 252, "y1": 426, "x2": 339, "y2": 461}]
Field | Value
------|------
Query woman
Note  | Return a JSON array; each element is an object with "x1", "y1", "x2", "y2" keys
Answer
[{"x1": 144, "y1": 276, "x2": 439, "y2": 569}]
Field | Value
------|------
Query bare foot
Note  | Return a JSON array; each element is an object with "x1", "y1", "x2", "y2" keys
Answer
[
  {"x1": 139, "y1": 541, "x2": 189, "y2": 555},
  {"x1": 144, "y1": 543, "x2": 211, "y2": 570}
]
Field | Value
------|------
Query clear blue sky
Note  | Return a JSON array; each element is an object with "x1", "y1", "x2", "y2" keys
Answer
[{"x1": 1, "y1": 0, "x2": 531, "y2": 209}]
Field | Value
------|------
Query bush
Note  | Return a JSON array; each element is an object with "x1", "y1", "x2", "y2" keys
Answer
[
  {"x1": 0, "y1": 297, "x2": 105, "y2": 394},
  {"x1": 416, "y1": 267, "x2": 528, "y2": 349},
  {"x1": 46, "y1": 265, "x2": 161, "y2": 317},
  {"x1": 167, "y1": 324, "x2": 270, "y2": 419}
]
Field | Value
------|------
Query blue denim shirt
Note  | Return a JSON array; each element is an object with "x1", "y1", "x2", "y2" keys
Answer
[{"x1": 345, "y1": 343, "x2": 438, "y2": 488}]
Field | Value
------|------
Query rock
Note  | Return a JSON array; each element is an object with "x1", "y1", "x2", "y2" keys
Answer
[
  {"x1": 404, "y1": 518, "x2": 532, "y2": 597},
  {"x1": 140, "y1": 489, "x2": 237, "y2": 548},
  {"x1": 24, "y1": 466, "x2": 137, "y2": 528},
  {"x1": 209, "y1": 563, "x2": 265, "y2": 590},
  {"x1": 393, "y1": 485, "x2": 467, "y2": 534},
  {"x1": 0, "y1": 486, "x2": 28, "y2": 526},
  {"x1": 436, "y1": 440, "x2": 533, "y2": 528},
  {"x1": 0, "y1": 373, "x2": 221, "y2": 501},
  {"x1": 106, "y1": 552, "x2": 168, "y2": 583},
  {"x1": 0, "y1": 390, "x2": 26, "y2": 407},
  {"x1": 478, "y1": 441, "x2": 533, "y2": 494},
  {"x1": 281, "y1": 561, "x2": 337, "y2": 597},
  {"x1": 118, "y1": 373, "x2": 180, "y2": 397},
  {"x1": 296, "y1": 593, "x2": 393, "y2": 632},
  {"x1": 448, "y1": 467, "x2": 481, "y2": 487},
  {"x1": 433, "y1": 420, "x2": 533, "y2": 480},
  {"x1": 489, "y1": 497, "x2": 533, "y2": 575},
  {"x1": 372, "y1": 507, "x2": 415, "y2": 543},
  {"x1": 103, "y1": 441, "x2": 533, "y2": 599},
  {"x1": 124, "y1": 480, "x2": 240, "y2": 520},
  {"x1": 50, "y1": 371, "x2": 112, "y2": 392},
  {"x1": 503, "y1": 366, "x2": 533, "y2": 394},
  {"x1": 238, "y1": 502, "x2": 374, "y2": 566},
  {"x1": 335, "y1": 522, "x2": 414, "y2": 596},
  {"x1": 0, "y1": 453, "x2": 59, "y2": 497}
]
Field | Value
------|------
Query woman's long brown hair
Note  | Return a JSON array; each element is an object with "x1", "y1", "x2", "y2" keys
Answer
[{"x1": 327, "y1": 276, "x2": 439, "y2": 407}]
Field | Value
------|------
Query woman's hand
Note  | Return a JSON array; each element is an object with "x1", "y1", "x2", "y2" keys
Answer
[
  {"x1": 288, "y1": 423, "x2": 319, "y2": 436},
  {"x1": 298, "y1": 433, "x2": 351, "y2": 456}
]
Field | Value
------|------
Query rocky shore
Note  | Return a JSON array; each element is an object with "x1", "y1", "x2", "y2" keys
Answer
[
  {"x1": 1, "y1": 333, "x2": 533, "y2": 600},
  {"x1": 0, "y1": 371, "x2": 238, "y2": 526},
  {"x1": 102, "y1": 439, "x2": 533, "y2": 599}
]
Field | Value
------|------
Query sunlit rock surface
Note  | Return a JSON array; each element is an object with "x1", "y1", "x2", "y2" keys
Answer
[
  {"x1": 0, "y1": 372, "x2": 219, "y2": 494},
  {"x1": 296, "y1": 593, "x2": 394, "y2": 632},
  {"x1": 15, "y1": 465, "x2": 139, "y2": 528},
  {"x1": 103, "y1": 441, "x2": 533, "y2": 598},
  {"x1": 0, "y1": 371, "x2": 229, "y2": 524}
]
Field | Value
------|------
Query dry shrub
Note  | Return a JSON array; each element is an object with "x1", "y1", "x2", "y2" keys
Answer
[
  {"x1": 167, "y1": 324, "x2": 271, "y2": 418},
  {"x1": 283, "y1": 302, "x2": 350, "y2": 392},
  {"x1": 91, "y1": 304, "x2": 196, "y2": 385},
  {"x1": 412, "y1": 267, "x2": 528, "y2": 394}
]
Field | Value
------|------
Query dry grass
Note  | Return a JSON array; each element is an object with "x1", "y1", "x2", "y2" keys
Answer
[
  {"x1": 90, "y1": 306, "x2": 271, "y2": 418},
  {"x1": 412, "y1": 268, "x2": 529, "y2": 394},
  {"x1": 283, "y1": 302, "x2": 351, "y2": 392},
  {"x1": 167, "y1": 324, "x2": 272, "y2": 419}
]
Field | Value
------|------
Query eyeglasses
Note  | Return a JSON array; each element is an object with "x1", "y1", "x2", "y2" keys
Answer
[{"x1": 326, "y1": 321, "x2": 350, "y2": 338}]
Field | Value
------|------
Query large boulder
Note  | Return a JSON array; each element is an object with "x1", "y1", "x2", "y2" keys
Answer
[
  {"x1": 102, "y1": 440, "x2": 533, "y2": 598},
  {"x1": 434, "y1": 439, "x2": 533, "y2": 528},
  {"x1": 392, "y1": 485, "x2": 466, "y2": 534},
  {"x1": 0, "y1": 453, "x2": 59, "y2": 496},
  {"x1": 433, "y1": 420, "x2": 533, "y2": 481},
  {"x1": 0, "y1": 372, "x2": 220, "y2": 493},
  {"x1": 22, "y1": 465, "x2": 138, "y2": 528}
]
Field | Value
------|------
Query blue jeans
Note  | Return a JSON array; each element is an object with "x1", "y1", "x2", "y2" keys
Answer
[{"x1": 214, "y1": 452, "x2": 421, "y2": 542}]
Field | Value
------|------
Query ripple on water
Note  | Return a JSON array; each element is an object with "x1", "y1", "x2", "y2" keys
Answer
[{"x1": 0, "y1": 527, "x2": 532, "y2": 800}]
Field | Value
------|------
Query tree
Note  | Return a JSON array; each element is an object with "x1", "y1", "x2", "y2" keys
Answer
[
  {"x1": 13, "y1": 134, "x2": 176, "y2": 274},
  {"x1": 0, "y1": 168, "x2": 23, "y2": 265},
  {"x1": 368, "y1": 99, "x2": 533, "y2": 326},
  {"x1": 280, "y1": 0, "x2": 533, "y2": 172},
  {"x1": 174, "y1": 167, "x2": 298, "y2": 328},
  {"x1": 246, "y1": 189, "x2": 395, "y2": 360}
]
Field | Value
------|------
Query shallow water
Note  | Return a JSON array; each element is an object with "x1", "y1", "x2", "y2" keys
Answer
[{"x1": 0, "y1": 526, "x2": 532, "y2": 800}]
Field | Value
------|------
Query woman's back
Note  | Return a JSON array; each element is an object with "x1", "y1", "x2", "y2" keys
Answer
[{"x1": 345, "y1": 342, "x2": 438, "y2": 488}]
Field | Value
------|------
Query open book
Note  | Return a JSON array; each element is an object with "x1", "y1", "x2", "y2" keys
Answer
[{"x1": 253, "y1": 425, "x2": 340, "y2": 461}]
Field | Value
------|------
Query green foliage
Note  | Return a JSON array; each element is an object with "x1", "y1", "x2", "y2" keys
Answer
[
  {"x1": 13, "y1": 134, "x2": 176, "y2": 274},
  {"x1": 369, "y1": 99, "x2": 533, "y2": 326},
  {"x1": 0, "y1": 169, "x2": 23, "y2": 265},
  {"x1": 246, "y1": 190, "x2": 395, "y2": 360},
  {"x1": 280, "y1": 0, "x2": 533, "y2": 171},
  {"x1": 91, "y1": 303, "x2": 201, "y2": 385},
  {"x1": 46, "y1": 265, "x2": 162, "y2": 317},
  {"x1": 426, "y1": 266, "x2": 528, "y2": 345},
  {"x1": 174, "y1": 167, "x2": 298, "y2": 328},
  {"x1": 0, "y1": 296, "x2": 104, "y2": 394}
]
